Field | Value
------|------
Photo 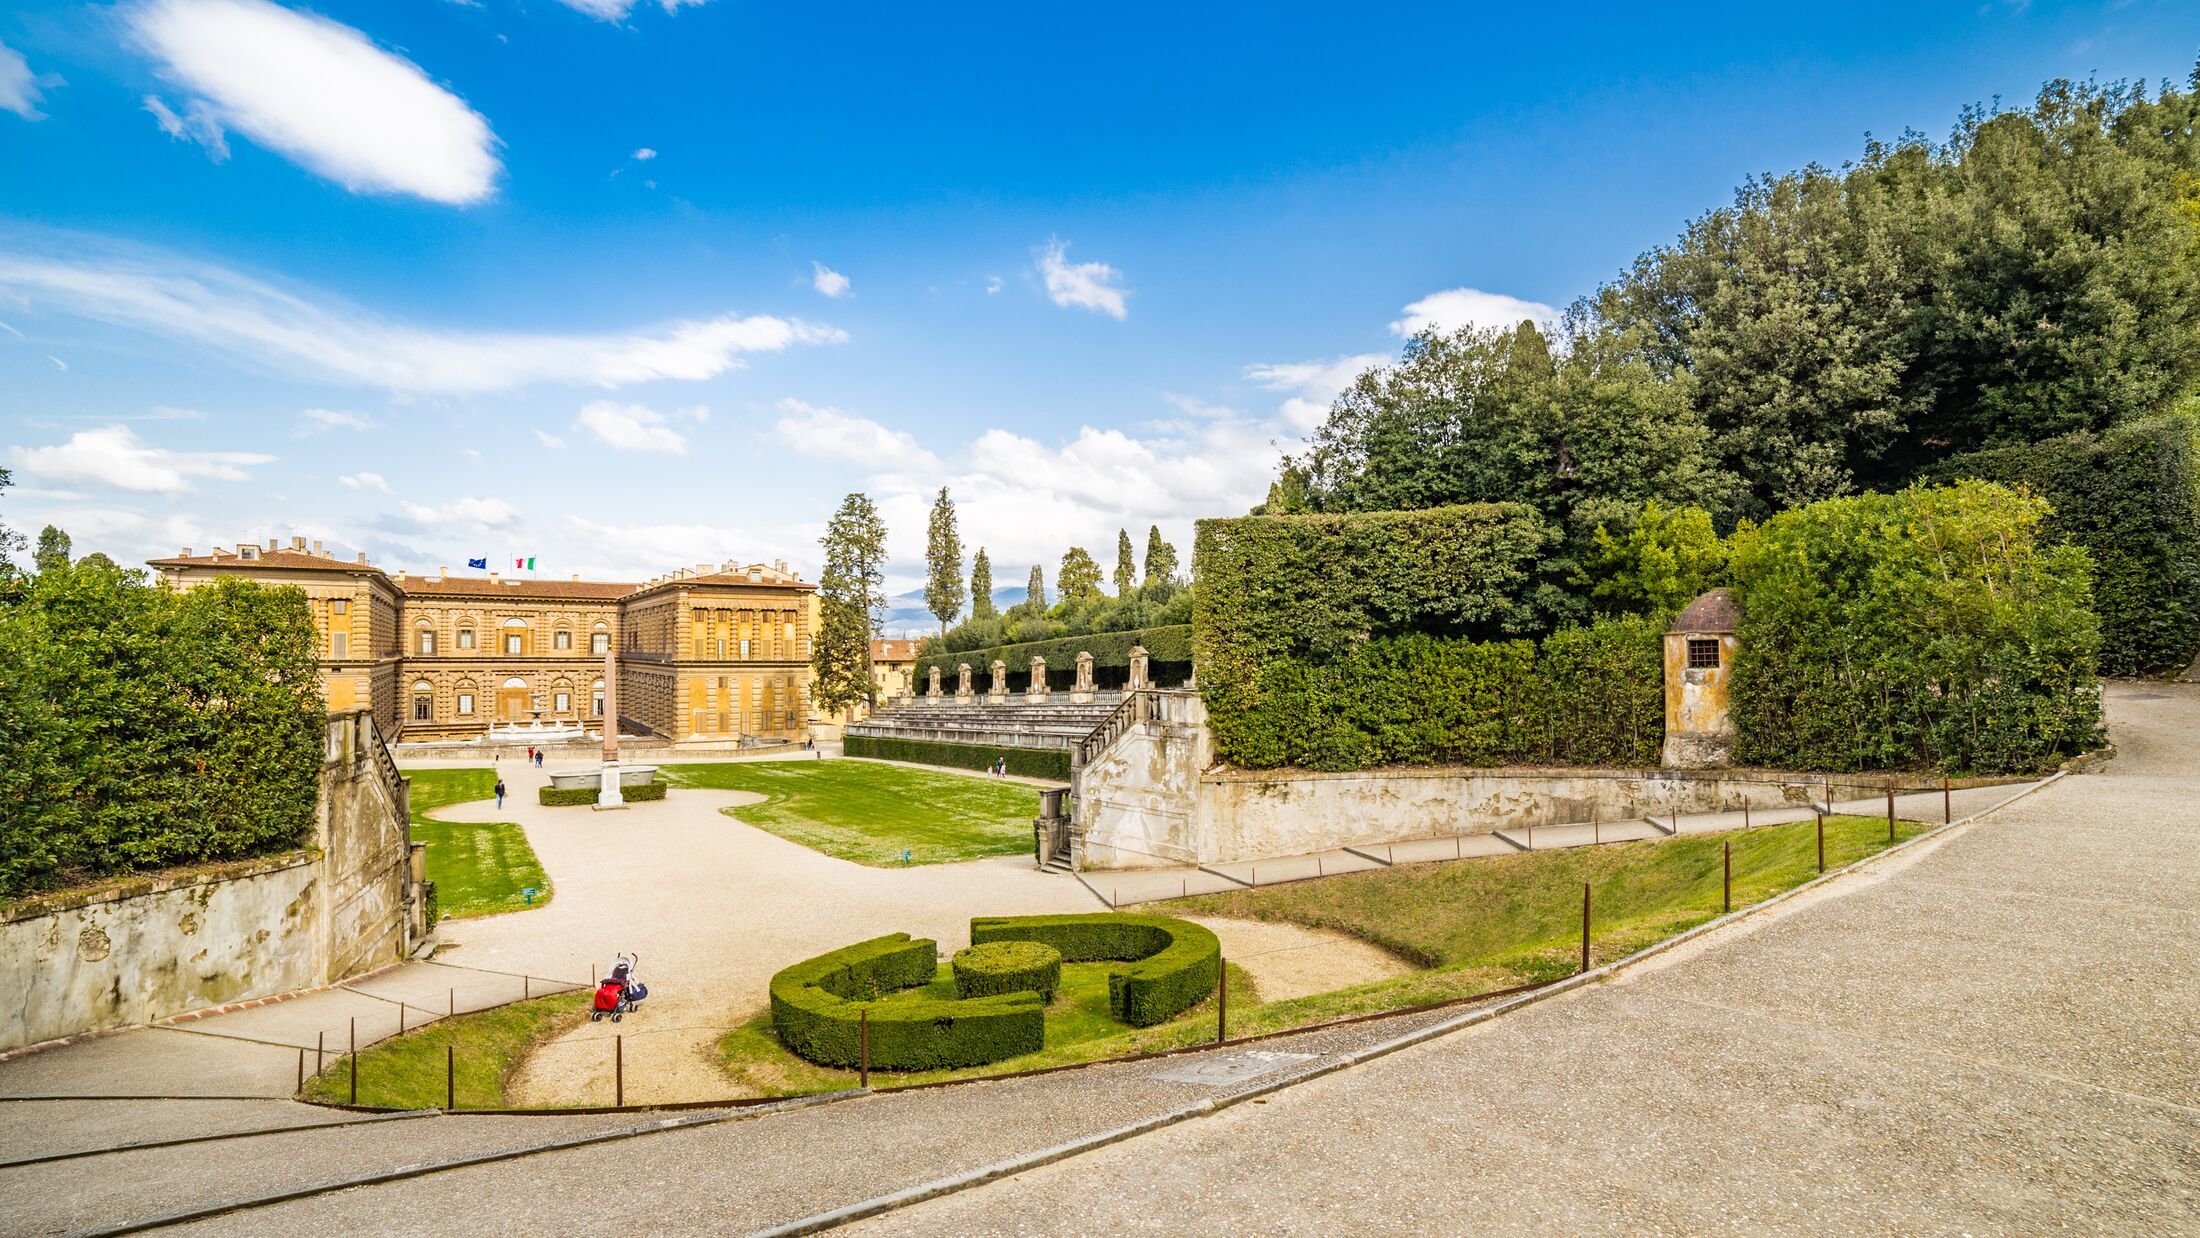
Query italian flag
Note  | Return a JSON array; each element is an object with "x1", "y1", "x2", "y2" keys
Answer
[{"x1": 516, "y1": 556, "x2": 535, "y2": 570}]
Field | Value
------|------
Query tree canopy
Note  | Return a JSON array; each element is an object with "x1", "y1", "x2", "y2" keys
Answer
[
  {"x1": 923, "y1": 487, "x2": 965, "y2": 633},
  {"x1": 813, "y1": 493, "x2": 888, "y2": 714}
]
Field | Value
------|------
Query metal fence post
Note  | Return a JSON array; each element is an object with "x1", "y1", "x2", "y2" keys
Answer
[
  {"x1": 615, "y1": 1035, "x2": 624, "y2": 1107},
  {"x1": 1943, "y1": 773, "x2": 1952, "y2": 824},
  {"x1": 523, "y1": 975, "x2": 530, "y2": 1000},
  {"x1": 446, "y1": 1044, "x2": 455, "y2": 1111},
  {"x1": 1580, "y1": 883, "x2": 1592, "y2": 973},
  {"x1": 1217, "y1": 959, "x2": 1228, "y2": 1044},
  {"x1": 348, "y1": 1017, "x2": 357, "y2": 1105},
  {"x1": 296, "y1": 1047, "x2": 305, "y2": 1093},
  {"x1": 1816, "y1": 810, "x2": 1825, "y2": 874},
  {"x1": 398, "y1": 1001, "x2": 406, "y2": 1035},
  {"x1": 1886, "y1": 784, "x2": 1896, "y2": 842},
  {"x1": 1723, "y1": 841, "x2": 1732, "y2": 914},
  {"x1": 859, "y1": 1008, "x2": 870, "y2": 1088},
  {"x1": 449, "y1": 988, "x2": 455, "y2": 1019},
  {"x1": 316, "y1": 1029, "x2": 324, "y2": 1074}
]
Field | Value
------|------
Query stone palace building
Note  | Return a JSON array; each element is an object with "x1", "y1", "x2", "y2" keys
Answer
[{"x1": 150, "y1": 537, "x2": 819, "y2": 747}]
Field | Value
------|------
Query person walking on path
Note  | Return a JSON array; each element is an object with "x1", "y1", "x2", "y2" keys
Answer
[
  {"x1": 535, "y1": 749, "x2": 544, "y2": 768},
  {"x1": 494, "y1": 777, "x2": 507, "y2": 809},
  {"x1": 527, "y1": 744, "x2": 536, "y2": 764}
]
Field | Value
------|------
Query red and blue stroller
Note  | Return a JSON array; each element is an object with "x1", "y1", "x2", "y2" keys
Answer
[{"x1": 591, "y1": 953, "x2": 648, "y2": 1022}]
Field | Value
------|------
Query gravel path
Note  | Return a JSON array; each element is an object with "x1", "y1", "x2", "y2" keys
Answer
[
  {"x1": 422, "y1": 754, "x2": 1099, "y2": 1105},
  {"x1": 1184, "y1": 915, "x2": 1414, "y2": 1001}
]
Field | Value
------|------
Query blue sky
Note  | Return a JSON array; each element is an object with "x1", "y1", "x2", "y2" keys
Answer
[{"x1": 1, "y1": 0, "x2": 2195, "y2": 628}]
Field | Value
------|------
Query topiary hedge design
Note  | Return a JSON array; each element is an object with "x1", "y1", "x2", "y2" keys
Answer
[
  {"x1": 538, "y1": 781, "x2": 667, "y2": 807},
  {"x1": 842, "y1": 734, "x2": 1070, "y2": 781},
  {"x1": 951, "y1": 940, "x2": 1062, "y2": 1001},
  {"x1": 768, "y1": 933, "x2": 1044, "y2": 1070},
  {"x1": 970, "y1": 913, "x2": 1220, "y2": 1027}
]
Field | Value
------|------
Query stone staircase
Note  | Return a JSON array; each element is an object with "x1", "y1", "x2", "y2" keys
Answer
[{"x1": 849, "y1": 694, "x2": 1126, "y2": 752}]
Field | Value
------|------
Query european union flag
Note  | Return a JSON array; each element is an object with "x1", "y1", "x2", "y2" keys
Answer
[{"x1": 467, "y1": 557, "x2": 488, "y2": 569}]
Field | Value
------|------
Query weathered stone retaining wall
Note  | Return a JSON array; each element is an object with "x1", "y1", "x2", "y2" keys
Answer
[{"x1": 0, "y1": 709, "x2": 417, "y2": 1052}]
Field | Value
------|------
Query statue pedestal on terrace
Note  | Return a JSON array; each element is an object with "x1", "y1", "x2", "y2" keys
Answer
[
  {"x1": 926, "y1": 665, "x2": 942, "y2": 700},
  {"x1": 1071, "y1": 650, "x2": 1096, "y2": 704},
  {"x1": 956, "y1": 663, "x2": 974, "y2": 700},
  {"x1": 1027, "y1": 656, "x2": 1049, "y2": 701},
  {"x1": 988, "y1": 659, "x2": 1010, "y2": 703}
]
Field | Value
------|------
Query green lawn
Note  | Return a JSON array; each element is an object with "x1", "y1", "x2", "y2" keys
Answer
[
  {"x1": 667, "y1": 760, "x2": 1040, "y2": 866},
  {"x1": 405, "y1": 767, "x2": 552, "y2": 918},
  {"x1": 303, "y1": 991, "x2": 589, "y2": 1108}
]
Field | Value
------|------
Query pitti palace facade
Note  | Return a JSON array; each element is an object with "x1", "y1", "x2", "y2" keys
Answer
[{"x1": 151, "y1": 536, "x2": 830, "y2": 746}]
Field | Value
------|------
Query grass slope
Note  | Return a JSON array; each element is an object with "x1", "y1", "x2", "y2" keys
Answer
[
  {"x1": 405, "y1": 767, "x2": 552, "y2": 918},
  {"x1": 303, "y1": 991, "x2": 589, "y2": 1108},
  {"x1": 668, "y1": 760, "x2": 1039, "y2": 866}
]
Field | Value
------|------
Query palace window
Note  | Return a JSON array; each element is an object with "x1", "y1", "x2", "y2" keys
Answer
[
  {"x1": 411, "y1": 682, "x2": 433, "y2": 722},
  {"x1": 418, "y1": 629, "x2": 436, "y2": 655},
  {"x1": 506, "y1": 633, "x2": 524, "y2": 654},
  {"x1": 457, "y1": 693, "x2": 474, "y2": 716},
  {"x1": 331, "y1": 598, "x2": 348, "y2": 615},
  {"x1": 554, "y1": 630, "x2": 572, "y2": 651},
  {"x1": 592, "y1": 679, "x2": 605, "y2": 717},
  {"x1": 593, "y1": 632, "x2": 609, "y2": 654},
  {"x1": 458, "y1": 628, "x2": 475, "y2": 650},
  {"x1": 555, "y1": 691, "x2": 571, "y2": 713},
  {"x1": 1687, "y1": 638, "x2": 1721, "y2": 670},
  {"x1": 332, "y1": 632, "x2": 348, "y2": 658},
  {"x1": 740, "y1": 638, "x2": 751, "y2": 659}
]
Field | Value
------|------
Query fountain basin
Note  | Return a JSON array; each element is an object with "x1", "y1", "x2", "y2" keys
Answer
[{"x1": 547, "y1": 765, "x2": 660, "y2": 790}]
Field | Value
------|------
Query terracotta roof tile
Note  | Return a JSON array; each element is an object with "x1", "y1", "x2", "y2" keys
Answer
[
  {"x1": 1669, "y1": 588, "x2": 1741, "y2": 634},
  {"x1": 148, "y1": 551, "x2": 382, "y2": 574},
  {"x1": 396, "y1": 576, "x2": 637, "y2": 601}
]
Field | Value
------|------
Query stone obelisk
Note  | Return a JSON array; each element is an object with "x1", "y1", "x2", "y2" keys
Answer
[{"x1": 594, "y1": 642, "x2": 626, "y2": 811}]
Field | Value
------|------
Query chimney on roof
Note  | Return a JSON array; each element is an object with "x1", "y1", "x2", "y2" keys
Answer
[
  {"x1": 180, "y1": 547, "x2": 193, "y2": 558},
  {"x1": 356, "y1": 553, "x2": 368, "y2": 564},
  {"x1": 696, "y1": 563, "x2": 712, "y2": 577},
  {"x1": 290, "y1": 535, "x2": 305, "y2": 551},
  {"x1": 438, "y1": 565, "x2": 449, "y2": 580},
  {"x1": 571, "y1": 574, "x2": 580, "y2": 582},
  {"x1": 312, "y1": 540, "x2": 324, "y2": 556},
  {"x1": 775, "y1": 559, "x2": 787, "y2": 574},
  {"x1": 489, "y1": 570, "x2": 501, "y2": 584}
]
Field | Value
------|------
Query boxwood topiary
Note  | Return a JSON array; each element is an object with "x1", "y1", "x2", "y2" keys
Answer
[
  {"x1": 969, "y1": 913, "x2": 1220, "y2": 1026},
  {"x1": 537, "y1": 782, "x2": 667, "y2": 807},
  {"x1": 951, "y1": 940, "x2": 1062, "y2": 1002},
  {"x1": 768, "y1": 933, "x2": 1045, "y2": 1070}
]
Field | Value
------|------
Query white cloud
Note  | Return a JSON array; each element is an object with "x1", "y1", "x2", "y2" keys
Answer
[
  {"x1": 45, "y1": 354, "x2": 66, "y2": 371},
  {"x1": 398, "y1": 495, "x2": 519, "y2": 528},
  {"x1": 985, "y1": 276, "x2": 1003, "y2": 295},
  {"x1": 771, "y1": 399, "x2": 937, "y2": 469},
  {"x1": 142, "y1": 94, "x2": 228, "y2": 159},
  {"x1": 1389, "y1": 287, "x2": 1558, "y2": 337},
  {"x1": 7, "y1": 425, "x2": 272, "y2": 495},
  {"x1": 299, "y1": 407, "x2": 375, "y2": 433},
  {"x1": 534, "y1": 429, "x2": 567, "y2": 449},
  {"x1": 339, "y1": 471, "x2": 393, "y2": 494},
  {"x1": 1245, "y1": 352, "x2": 1390, "y2": 432},
  {"x1": 633, "y1": 147, "x2": 656, "y2": 161},
  {"x1": 0, "y1": 242, "x2": 846, "y2": 394},
  {"x1": 810, "y1": 262, "x2": 851, "y2": 299},
  {"x1": 576, "y1": 401, "x2": 688, "y2": 454},
  {"x1": 562, "y1": 515, "x2": 807, "y2": 582},
  {"x1": 0, "y1": 39, "x2": 51, "y2": 120},
  {"x1": 129, "y1": 0, "x2": 501, "y2": 204},
  {"x1": 553, "y1": 0, "x2": 711, "y2": 21},
  {"x1": 1035, "y1": 240, "x2": 1128, "y2": 319}
]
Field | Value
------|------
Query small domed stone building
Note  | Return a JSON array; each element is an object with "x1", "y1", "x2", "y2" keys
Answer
[{"x1": 1662, "y1": 589, "x2": 1739, "y2": 768}]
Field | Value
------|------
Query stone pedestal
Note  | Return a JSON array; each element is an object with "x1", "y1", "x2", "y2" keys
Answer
[
  {"x1": 593, "y1": 644, "x2": 627, "y2": 810},
  {"x1": 1128, "y1": 644, "x2": 1150, "y2": 691},
  {"x1": 956, "y1": 662, "x2": 974, "y2": 700},
  {"x1": 927, "y1": 666, "x2": 942, "y2": 699},
  {"x1": 988, "y1": 659, "x2": 1010, "y2": 702},
  {"x1": 1026, "y1": 655, "x2": 1049, "y2": 701},
  {"x1": 1071, "y1": 650, "x2": 1096, "y2": 704}
]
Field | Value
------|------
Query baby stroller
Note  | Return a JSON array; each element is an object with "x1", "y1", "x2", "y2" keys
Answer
[{"x1": 590, "y1": 953, "x2": 648, "y2": 1022}]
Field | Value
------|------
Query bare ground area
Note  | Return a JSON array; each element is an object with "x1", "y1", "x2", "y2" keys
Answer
[{"x1": 1184, "y1": 915, "x2": 1414, "y2": 1001}]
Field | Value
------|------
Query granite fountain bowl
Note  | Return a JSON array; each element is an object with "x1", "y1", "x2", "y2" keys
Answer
[{"x1": 547, "y1": 765, "x2": 660, "y2": 790}]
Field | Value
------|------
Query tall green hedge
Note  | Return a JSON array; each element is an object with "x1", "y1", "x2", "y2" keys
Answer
[
  {"x1": 768, "y1": 933, "x2": 1045, "y2": 1070},
  {"x1": 843, "y1": 734, "x2": 1069, "y2": 781},
  {"x1": 911, "y1": 624, "x2": 1192, "y2": 689},
  {"x1": 1727, "y1": 481, "x2": 2103, "y2": 773},
  {"x1": 1212, "y1": 616, "x2": 1665, "y2": 772},
  {"x1": 1194, "y1": 504, "x2": 1554, "y2": 755},
  {"x1": 1928, "y1": 413, "x2": 2200, "y2": 677},
  {"x1": 0, "y1": 563, "x2": 324, "y2": 900},
  {"x1": 970, "y1": 913, "x2": 1220, "y2": 1026}
]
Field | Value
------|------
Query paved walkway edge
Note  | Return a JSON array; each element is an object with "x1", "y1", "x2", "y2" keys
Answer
[
  {"x1": 748, "y1": 772, "x2": 2068, "y2": 1237},
  {"x1": 0, "y1": 1108, "x2": 441, "y2": 1170},
  {"x1": 67, "y1": 1090, "x2": 866, "y2": 1238}
]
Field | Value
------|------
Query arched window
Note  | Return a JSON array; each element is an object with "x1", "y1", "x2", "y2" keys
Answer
[
  {"x1": 591, "y1": 678, "x2": 605, "y2": 718},
  {"x1": 554, "y1": 628, "x2": 573, "y2": 651},
  {"x1": 415, "y1": 620, "x2": 435, "y2": 655},
  {"x1": 457, "y1": 624, "x2": 475, "y2": 651},
  {"x1": 410, "y1": 680, "x2": 433, "y2": 722},
  {"x1": 591, "y1": 621, "x2": 610, "y2": 655},
  {"x1": 502, "y1": 617, "x2": 528, "y2": 656}
]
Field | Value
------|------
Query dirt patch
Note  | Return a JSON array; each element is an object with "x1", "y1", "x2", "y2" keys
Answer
[{"x1": 1186, "y1": 916, "x2": 1415, "y2": 1002}]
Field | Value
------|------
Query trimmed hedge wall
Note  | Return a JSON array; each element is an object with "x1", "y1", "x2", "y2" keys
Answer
[
  {"x1": 537, "y1": 781, "x2": 668, "y2": 807},
  {"x1": 1928, "y1": 413, "x2": 2200, "y2": 677},
  {"x1": 1727, "y1": 481, "x2": 2103, "y2": 773},
  {"x1": 1212, "y1": 615, "x2": 1665, "y2": 772},
  {"x1": 843, "y1": 734, "x2": 1070, "y2": 781},
  {"x1": 769, "y1": 933, "x2": 1045, "y2": 1070},
  {"x1": 912, "y1": 625, "x2": 1193, "y2": 690},
  {"x1": 970, "y1": 913, "x2": 1220, "y2": 1027},
  {"x1": 951, "y1": 940, "x2": 1062, "y2": 1001}
]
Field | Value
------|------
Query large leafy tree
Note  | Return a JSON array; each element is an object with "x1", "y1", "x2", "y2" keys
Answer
[
  {"x1": 0, "y1": 466, "x2": 24, "y2": 585},
  {"x1": 1142, "y1": 525, "x2": 1179, "y2": 586},
  {"x1": 922, "y1": 487, "x2": 965, "y2": 634},
  {"x1": 1057, "y1": 547, "x2": 1102, "y2": 605},
  {"x1": 1113, "y1": 529, "x2": 1137, "y2": 598},
  {"x1": 969, "y1": 547, "x2": 997, "y2": 620},
  {"x1": 813, "y1": 493, "x2": 888, "y2": 715}
]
